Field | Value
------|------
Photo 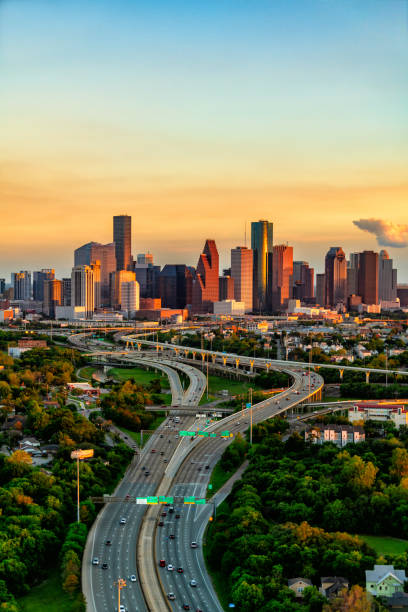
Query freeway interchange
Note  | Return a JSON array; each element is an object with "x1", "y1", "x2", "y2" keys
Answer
[{"x1": 72, "y1": 331, "x2": 324, "y2": 611}]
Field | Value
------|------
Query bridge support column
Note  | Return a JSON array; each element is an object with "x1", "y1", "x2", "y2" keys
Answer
[
  {"x1": 192, "y1": 352, "x2": 196, "y2": 360},
  {"x1": 211, "y1": 354, "x2": 216, "y2": 363},
  {"x1": 266, "y1": 363, "x2": 271, "y2": 371},
  {"x1": 250, "y1": 360, "x2": 254, "y2": 373},
  {"x1": 222, "y1": 356, "x2": 227, "y2": 367},
  {"x1": 366, "y1": 371, "x2": 370, "y2": 384},
  {"x1": 235, "y1": 358, "x2": 240, "y2": 370},
  {"x1": 137, "y1": 343, "x2": 141, "y2": 352},
  {"x1": 339, "y1": 369, "x2": 344, "y2": 381},
  {"x1": 184, "y1": 350, "x2": 189, "y2": 358}
]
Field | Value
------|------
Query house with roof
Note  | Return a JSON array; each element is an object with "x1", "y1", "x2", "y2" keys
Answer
[
  {"x1": 287, "y1": 578, "x2": 312, "y2": 598},
  {"x1": 319, "y1": 577, "x2": 349, "y2": 599},
  {"x1": 305, "y1": 425, "x2": 365, "y2": 447},
  {"x1": 366, "y1": 565, "x2": 407, "y2": 598}
]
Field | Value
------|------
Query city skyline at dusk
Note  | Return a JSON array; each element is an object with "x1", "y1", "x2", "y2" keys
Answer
[{"x1": 2, "y1": 0, "x2": 407, "y2": 278}]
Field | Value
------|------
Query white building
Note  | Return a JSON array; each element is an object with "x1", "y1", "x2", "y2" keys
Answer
[
  {"x1": 213, "y1": 300, "x2": 245, "y2": 315},
  {"x1": 348, "y1": 403, "x2": 408, "y2": 429},
  {"x1": 121, "y1": 280, "x2": 140, "y2": 317},
  {"x1": 55, "y1": 305, "x2": 87, "y2": 320},
  {"x1": 71, "y1": 265, "x2": 94, "y2": 318}
]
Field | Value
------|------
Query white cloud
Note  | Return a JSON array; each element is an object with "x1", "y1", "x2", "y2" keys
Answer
[{"x1": 353, "y1": 218, "x2": 408, "y2": 248}]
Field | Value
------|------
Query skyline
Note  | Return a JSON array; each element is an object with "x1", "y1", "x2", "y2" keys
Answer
[{"x1": 1, "y1": 0, "x2": 408, "y2": 278}]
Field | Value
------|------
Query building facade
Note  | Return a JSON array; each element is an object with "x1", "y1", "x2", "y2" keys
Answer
[
  {"x1": 324, "y1": 247, "x2": 347, "y2": 308},
  {"x1": 71, "y1": 265, "x2": 95, "y2": 318},
  {"x1": 110, "y1": 270, "x2": 136, "y2": 310},
  {"x1": 74, "y1": 241, "x2": 116, "y2": 306},
  {"x1": 379, "y1": 250, "x2": 397, "y2": 302},
  {"x1": 251, "y1": 220, "x2": 273, "y2": 312},
  {"x1": 231, "y1": 246, "x2": 253, "y2": 312},
  {"x1": 219, "y1": 275, "x2": 235, "y2": 301},
  {"x1": 358, "y1": 250, "x2": 379, "y2": 305},
  {"x1": 12, "y1": 271, "x2": 32, "y2": 300},
  {"x1": 271, "y1": 245, "x2": 293, "y2": 311},
  {"x1": 113, "y1": 215, "x2": 132, "y2": 271},
  {"x1": 33, "y1": 269, "x2": 55, "y2": 302},
  {"x1": 121, "y1": 280, "x2": 140, "y2": 316},
  {"x1": 192, "y1": 239, "x2": 219, "y2": 314},
  {"x1": 43, "y1": 279, "x2": 62, "y2": 318}
]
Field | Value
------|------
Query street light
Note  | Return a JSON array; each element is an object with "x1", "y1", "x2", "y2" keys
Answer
[
  {"x1": 70, "y1": 449, "x2": 94, "y2": 522},
  {"x1": 114, "y1": 578, "x2": 126, "y2": 611}
]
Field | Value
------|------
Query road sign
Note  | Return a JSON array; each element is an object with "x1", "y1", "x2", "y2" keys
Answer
[
  {"x1": 184, "y1": 496, "x2": 196, "y2": 504},
  {"x1": 197, "y1": 430, "x2": 209, "y2": 437},
  {"x1": 246, "y1": 403, "x2": 251, "y2": 409},
  {"x1": 147, "y1": 496, "x2": 158, "y2": 504},
  {"x1": 71, "y1": 449, "x2": 94, "y2": 460},
  {"x1": 208, "y1": 484, "x2": 213, "y2": 490},
  {"x1": 159, "y1": 496, "x2": 174, "y2": 503},
  {"x1": 220, "y1": 431, "x2": 231, "y2": 437},
  {"x1": 179, "y1": 430, "x2": 195, "y2": 437}
]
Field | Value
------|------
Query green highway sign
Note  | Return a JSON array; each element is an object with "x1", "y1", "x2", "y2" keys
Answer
[
  {"x1": 209, "y1": 433, "x2": 217, "y2": 438},
  {"x1": 197, "y1": 430, "x2": 209, "y2": 437},
  {"x1": 184, "y1": 496, "x2": 196, "y2": 504},
  {"x1": 179, "y1": 430, "x2": 195, "y2": 437},
  {"x1": 159, "y1": 496, "x2": 174, "y2": 503},
  {"x1": 147, "y1": 496, "x2": 158, "y2": 504},
  {"x1": 221, "y1": 431, "x2": 231, "y2": 437},
  {"x1": 208, "y1": 484, "x2": 213, "y2": 490},
  {"x1": 196, "y1": 498, "x2": 206, "y2": 504}
]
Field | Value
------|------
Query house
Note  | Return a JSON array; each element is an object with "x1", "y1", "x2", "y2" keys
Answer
[
  {"x1": 305, "y1": 425, "x2": 365, "y2": 447},
  {"x1": 349, "y1": 403, "x2": 408, "y2": 429},
  {"x1": 288, "y1": 578, "x2": 312, "y2": 598},
  {"x1": 387, "y1": 591, "x2": 408, "y2": 611},
  {"x1": 319, "y1": 577, "x2": 349, "y2": 599},
  {"x1": 366, "y1": 565, "x2": 407, "y2": 598}
]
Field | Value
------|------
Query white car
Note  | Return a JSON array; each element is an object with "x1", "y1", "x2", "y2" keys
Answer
[
  {"x1": 120, "y1": 517, "x2": 126, "y2": 525},
  {"x1": 167, "y1": 564, "x2": 174, "y2": 571},
  {"x1": 190, "y1": 541, "x2": 198, "y2": 549},
  {"x1": 92, "y1": 557, "x2": 99, "y2": 565},
  {"x1": 190, "y1": 579, "x2": 198, "y2": 587},
  {"x1": 130, "y1": 574, "x2": 137, "y2": 582}
]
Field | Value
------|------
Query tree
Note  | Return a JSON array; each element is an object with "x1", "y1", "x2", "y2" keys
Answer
[
  {"x1": 390, "y1": 447, "x2": 408, "y2": 480},
  {"x1": 324, "y1": 585, "x2": 373, "y2": 612}
]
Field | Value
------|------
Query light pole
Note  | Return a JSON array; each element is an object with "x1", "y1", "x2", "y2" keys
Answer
[
  {"x1": 70, "y1": 449, "x2": 94, "y2": 522},
  {"x1": 386, "y1": 348, "x2": 388, "y2": 387},
  {"x1": 249, "y1": 387, "x2": 253, "y2": 445},
  {"x1": 206, "y1": 354, "x2": 209, "y2": 400},
  {"x1": 114, "y1": 578, "x2": 126, "y2": 611}
]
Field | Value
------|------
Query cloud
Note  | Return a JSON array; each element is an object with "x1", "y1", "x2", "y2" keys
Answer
[{"x1": 353, "y1": 218, "x2": 408, "y2": 248}]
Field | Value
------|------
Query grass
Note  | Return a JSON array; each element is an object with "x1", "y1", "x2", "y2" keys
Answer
[
  {"x1": 18, "y1": 569, "x2": 74, "y2": 612},
  {"x1": 107, "y1": 366, "x2": 170, "y2": 388},
  {"x1": 77, "y1": 366, "x2": 96, "y2": 381},
  {"x1": 207, "y1": 461, "x2": 237, "y2": 498},
  {"x1": 358, "y1": 535, "x2": 408, "y2": 555},
  {"x1": 119, "y1": 414, "x2": 167, "y2": 446}
]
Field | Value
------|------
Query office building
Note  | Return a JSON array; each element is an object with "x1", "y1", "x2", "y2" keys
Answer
[
  {"x1": 113, "y1": 215, "x2": 132, "y2": 271},
  {"x1": 159, "y1": 265, "x2": 193, "y2": 309},
  {"x1": 137, "y1": 253, "x2": 153, "y2": 265},
  {"x1": 316, "y1": 273, "x2": 325, "y2": 306},
  {"x1": 293, "y1": 261, "x2": 314, "y2": 301},
  {"x1": 397, "y1": 285, "x2": 408, "y2": 307},
  {"x1": 324, "y1": 247, "x2": 347, "y2": 307},
  {"x1": 379, "y1": 250, "x2": 397, "y2": 302},
  {"x1": 219, "y1": 276, "x2": 235, "y2": 301},
  {"x1": 90, "y1": 261, "x2": 101, "y2": 309},
  {"x1": 251, "y1": 220, "x2": 273, "y2": 312},
  {"x1": 271, "y1": 245, "x2": 293, "y2": 311},
  {"x1": 74, "y1": 242, "x2": 116, "y2": 306},
  {"x1": 133, "y1": 263, "x2": 161, "y2": 299},
  {"x1": 358, "y1": 251, "x2": 379, "y2": 305},
  {"x1": 43, "y1": 279, "x2": 62, "y2": 318},
  {"x1": 0, "y1": 279, "x2": 5, "y2": 295},
  {"x1": 121, "y1": 280, "x2": 140, "y2": 317},
  {"x1": 71, "y1": 265, "x2": 95, "y2": 318},
  {"x1": 110, "y1": 270, "x2": 136, "y2": 310},
  {"x1": 213, "y1": 300, "x2": 245, "y2": 316},
  {"x1": 231, "y1": 246, "x2": 253, "y2": 312},
  {"x1": 12, "y1": 271, "x2": 32, "y2": 300},
  {"x1": 33, "y1": 269, "x2": 55, "y2": 302},
  {"x1": 61, "y1": 278, "x2": 72, "y2": 306},
  {"x1": 192, "y1": 239, "x2": 219, "y2": 314}
]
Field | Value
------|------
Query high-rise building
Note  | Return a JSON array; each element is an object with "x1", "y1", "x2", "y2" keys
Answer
[
  {"x1": 159, "y1": 265, "x2": 192, "y2": 309},
  {"x1": 133, "y1": 263, "x2": 161, "y2": 299},
  {"x1": 61, "y1": 278, "x2": 72, "y2": 306},
  {"x1": 71, "y1": 265, "x2": 95, "y2": 318},
  {"x1": 192, "y1": 239, "x2": 219, "y2": 314},
  {"x1": 293, "y1": 261, "x2": 314, "y2": 301},
  {"x1": 251, "y1": 220, "x2": 273, "y2": 312},
  {"x1": 231, "y1": 246, "x2": 253, "y2": 313},
  {"x1": 121, "y1": 280, "x2": 140, "y2": 316},
  {"x1": 33, "y1": 269, "x2": 55, "y2": 302},
  {"x1": 113, "y1": 215, "x2": 132, "y2": 271},
  {"x1": 316, "y1": 273, "x2": 325, "y2": 306},
  {"x1": 74, "y1": 242, "x2": 116, "y2": 306},
  {"x1": 324, "y1": 247, "x2": 347, "y2": 307},
  {"x1": 91, "y1": 261, "x2": 101, "y2": 309},
  {"x1": 12, "y1": 271, "x2": 32, "y2": 300},
  {"x1": 0, "y1": 279, "x2": 5, "y2": 295},
  {"x1": 219, "y1": 276, "x2": 235, "y2": 301},
  {"x1": 43, "y1": 279, "x2": 62, "y2": 318},
  {"x1": 379, "y1": 250, "x2": 397, "y2": 302},
  {"x1": 137, "y1": 253, "x2": 154, "y2": 265},
  {"x1": 110, "y1": 270, "x2": 136, "y2": 310},
  {"x1": 271, "y1": 245, "x2": 293, "y2": 311},
  {"x1": 397, "y1": 285, "x2": 408, "y2": 307},
  {"x1": 358, "y1": 251, "x2": 379, "y2": 305}
]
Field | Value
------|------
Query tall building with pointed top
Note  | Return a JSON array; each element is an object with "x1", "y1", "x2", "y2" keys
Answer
[
  {"x1": 192, "y1": 240, "x2": 219, "y2": 314},
  {"x1": 113, "y1": 215, "x2": 132, "y2": 271},
  {"x1": 379, "y1": 250, "x2": 397, "y2": 302},
  {"x1": 251, "y1": 220, "x2": 273, "y2": 312},
  {"x1": 324, "y1": 247, "x2": 347, "y2": 307}
]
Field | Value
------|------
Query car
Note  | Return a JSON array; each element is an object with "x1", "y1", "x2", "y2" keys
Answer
[
  {"x1": 169, "y1": 507, "x2": 174, "y2": 513},
  {"x1": 141, "y1": 466, "x2": 146, "y2": 470},
  {"x1": 151, "y1": 449, "x2": 156, "y2": 453},
  {"x1": 159, "y1": 559, "x2": 166, "y2": 567},
  {"x1": 164, "y1": 458, "x2": 168, "y2": 463},
  {"x1": 161, "y1": 511, "x2": 167, "y2": 517},
  {"x1": 168, "y1": 593, "x2": 176, "y2": 601},
  {"x1": 125, "y1": 494, "x2": 130, "y2": 499},
  {"x1": 182, "y1": 605, "x2": 190, "y2": 610},
  {"x1": 190, "y1": 579, "x2": 197, "y2": 587},
  {"x1": 169, "y1": 534, "x2": 175, "y2": 539},
  {"x1": 190, "y1": 541, "x2": 198, "y2": 548},
  {"x1": 144, "y1": 471, "x2": 150, "y2": 476},
  {"x1": 205, "y1": 465, "x2": 210, "y2": 470},
  {"x1": 160, "y1": 434, "x2": 164, "y2": 438},
  {"x1": 120, "y1": 517, "x2": 126, "y2": 525},
  {"x1": 102, "y1": 562, "x2": 108, "y2": 570},
  {"x1": 105, "y1": 540, "x2": 111, "y2": 546},
  {"x1": 167, "y1": 564, "x2": 174, "y2": 571},
  {"x1": 158, "y1": 521, "x2": 164, "y2": 527},
  {"x1": 177, "y1": 567, "x2": 183, "y2": 573},
  {"x1": 92, "y1": 557, "x2": 99, "y2": 565},
  {"x1": 175, "y1": 513, "x2": 181, "y2": 519},
  {"x1": 130, "y1": 574, "x2": 136, "y2": 582},
  {"x1": 197, "y1": 467, "x2": 201, "y2": 471},
  {"x1": 119, "y1": 606, "x2": 126, "y2": 612}
]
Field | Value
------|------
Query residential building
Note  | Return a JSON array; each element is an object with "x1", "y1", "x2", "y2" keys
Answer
[
  {"x1": 271, "y1": 245, "x2": 293, "y2": 311},
  {"x1": 33, "y1": 269, "x2": 55, "y2": 301},
  {"x1": 358, "y1": 250, "x2": 379, "y2": 305},
  {"x1": 231, "y1": 246, "x2": 253, "y2": 312},
  {"x1": 319, "y1": 577, "x2": 349, "y2": 599},
  {"x1": 305, "y1": 425, "x2": 365, "y2": 447},
  {"x1": 43, "y1": 279, "x2": 62, "y2": 318},
  {"x1": 121, "y1": 280, "x2": 140, "y2": 317},
  {"x1": 366, "y1": 565, "x2": 407, "y2": 598},
  {"x1": 12, "y1": 271, "x2": 32, "y2": 300},
  {"x1": 71, "y1": 265, "x2": 95, "y2": 318},
  {"x1": 287, "y1": 578, "x2": 312, "y2": 598},
  {"x1": 379, "y1": 250, "x2": 397, "y2": 302},
  {"x1": 74, "y1": 241, "x2": 116, "y2": 306},
  {"x1": 113, "y1": 214, "x2": 132, "y2": 271},
  {"x1": 192, "y1": 239, "x2": 219, "y2": 314},
  {"x1": 324, "y1": 247, "x2": 347, "y2": 307},
  {"x1": 110, "y1": 270, "x2": 136, "y2": 310},
  {"x1": 251, "y1": 220, "x2": 273, "y2": 312},
  {"x1": 219, "y1": 276, "x2": 235, "y2": 301}
]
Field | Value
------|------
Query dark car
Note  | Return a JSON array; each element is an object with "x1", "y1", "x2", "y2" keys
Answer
[
  {"x1": 182, "y1": 605, "x2": 190, "y2": 610},
  {"x1": 144, "y1": 471, "x2": 150, "y2": 476},
  {"x1": 102, "y1": 562, "x2": 108, "y2": 570},
  {"x1": 205, "y1": 465, "x2": 210, "y2": 470},
  {"x1": 169, "y1": 534, "x2": 175, "y2": 539},
  {"x1": 177, "y1": 567, "x2": 183, "y2": 573},
  {"x1": 161, "y1": 512, "x2": 167, "y2": 517},
  {"x1": 105, "y1": 540, "x2": 111, "y2": 546},
  {"x1": 175, "y1": 514, "x2": 181, "y2": 519},
  {"x1": 158, "y1": 521, "x2": 164, "y2": 527}
]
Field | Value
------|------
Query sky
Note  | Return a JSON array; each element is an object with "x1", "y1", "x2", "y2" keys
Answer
[{"x1": 1, "y1": 0, "x2": 407, "y2": 280}]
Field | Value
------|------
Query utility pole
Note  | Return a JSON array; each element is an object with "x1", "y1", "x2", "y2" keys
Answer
[
  {"x1": 114, "y1": 578, "x2": 126, "y2": 611},
  {"x1": 249, "y1": 387, "x2": 253, "y2": 445},
  {"x1": 206, "y1": 354, "x2": 209, "y2": 400},
  {"x1": 386, "y1": 349, "x2": 388, "y2": 387},
  {"x1": 70, "y1": 449, "x2": 94, "y2": 522}
]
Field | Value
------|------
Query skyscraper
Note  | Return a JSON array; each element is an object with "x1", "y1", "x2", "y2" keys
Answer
[
  {"x1": 137, "y1": 253, "x2": 154, "y2": 265},
  {"x1": 43, "y1": 279, "x2": 62, "y2": 318},
  {"x1": 71, "y1": 265, "x2": 95, "y2": 318},
  {"x1": 110, "y1": 270, "x2": 136, "y2": 310},
  {"x1": 113, "y1": 215, "x2": 132, "y2": 271},
  {"x1": 271, "y1": 245, "x2": 293, "y2": 311},
  {"x1": 0, "y1": 279, "x2": 5, "y2": 295},
  {"x1": 358, "y1": 251, "x2": 379, "y2": 305},
  {"x1": 121, "y1": 280, "x2": 140, "y2": 316},
  {"x1": 192, "y1": 239, "x2": 219, "y2": 314},
  {"x1": 251, "y1": 220, "x2": 273, "y2": 312},
  {"x1": 61, "y1": 278, "x2": 72, "y2": 306},
  {"x1": 33, "y1": 269, "x2": 55, "y2": 302},
  {"x1": 293, "y1": 261, "x2": 314, "y2": 301},
  {"x1": 74, "y1": 242, "x2": 116, "y2": 306},
  {"x1": 379, "y1": 250, "x2": 397, "y2": 302},
  {"x1": 12, "y1": 271, "x2": 32, "y2": 300},
  {"x1": 159, "y1": 265, "x2": 192, "y2": 309},
  {"x1": 231, "y1": 246, "x2": 253, "y2": 312},
  {"x1": 316, "y1": 273, "x2": 325, "y2": 306},
  {"x1": 324, "y1": 247, "x2": 347, "y2": 307},
  {"x1": 219, "y1": 276, "x2": 235, "y2": 301}
]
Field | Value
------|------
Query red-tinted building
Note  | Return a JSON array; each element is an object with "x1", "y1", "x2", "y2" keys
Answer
[
  {"x1": 192, "y1": 240, "x2": 219, "y2": 314},
  {"x1": 358, "y1": 251, "x2": 379, "y2": 305},
  {"x1": 219, "y1": 276, "x2": 235, "y2": 301}
]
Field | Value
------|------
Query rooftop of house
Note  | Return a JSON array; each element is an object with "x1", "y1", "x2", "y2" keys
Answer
[
  {"x1": 288, "y1": 578, "x2": 312, "y2": 587},
  {"x1": 366, "y1": 565, "x2": 407, "y2": 584}
]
